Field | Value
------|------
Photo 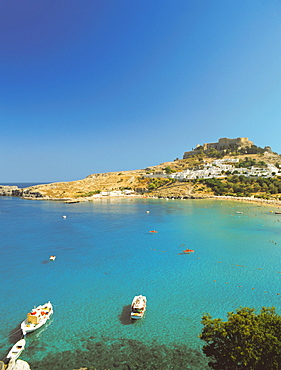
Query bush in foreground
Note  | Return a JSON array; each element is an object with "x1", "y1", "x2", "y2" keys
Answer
[{"x1": 200, "y1": 307, "x2": 281, "y2": 369}]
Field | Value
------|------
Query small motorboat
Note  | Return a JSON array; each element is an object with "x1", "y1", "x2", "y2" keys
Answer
[
  {"x1": 21, "y1": 301, "x2": 53, "y2": 335},
  {"x1": 49, "y1": 255, "x2": 56, "y2": 261},
  {"x1": 183, "y1": 249, "x2": 194, "y2": 253},
  {"x1": 149, "y1": 230, "x2": 158, "y2": 233},
  {"x1": 6, "y1": 339, "x2": 26, "y2": 361},
  {"x1": 131, "y1": 295, "x2": 147, "y2": 320}
]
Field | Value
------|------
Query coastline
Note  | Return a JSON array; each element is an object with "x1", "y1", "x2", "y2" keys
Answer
[
  {"x1": 64, "y1": 194, "x2": 281, "y2": 209},
  {"x1": 21, "y1": 193, "x2": 281, "y2": 209},
  {"x1": 138, "y1": 194, "x2": 281, "y2": 209},
  {"x1": 212, "y1": 195, "x2": 281, "y2": 208},
  {"x1": 2, "y1": 182, "x2": 281, "y2": 209}
]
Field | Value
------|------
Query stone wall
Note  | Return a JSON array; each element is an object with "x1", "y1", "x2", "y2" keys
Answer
[
  {"x1": 204, "y1": 137, "x2": 253, "y2": 150},
  {"x1": 183, "y1": 137, "x2": 253, "y2": 159}
]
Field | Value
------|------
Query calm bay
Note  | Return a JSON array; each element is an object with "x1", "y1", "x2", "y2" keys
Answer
[{"x1": 1, "y1": 195, "x2": 281, "y2": 369}]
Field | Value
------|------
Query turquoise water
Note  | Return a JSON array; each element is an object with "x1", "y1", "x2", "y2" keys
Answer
[{"x1": 1, "y1": 196, "x2": 281, "y2": 369}]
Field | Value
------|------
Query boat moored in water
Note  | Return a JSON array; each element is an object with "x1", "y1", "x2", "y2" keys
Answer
[
  {"x1": 21, "y1": 301, "x2": 53, "y2": 335},
  {"x1": 131, "y1": 295, "x2": 147, "y2": 320},
  {"x1": 5, "y1": 339, "x2": 26, "y2": 362}
]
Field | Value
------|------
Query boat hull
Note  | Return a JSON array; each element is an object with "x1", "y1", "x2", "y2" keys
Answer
[
  {"x1": 21, "y1": 317, "x2": 51, "y2": 334},
  {"x1": 130, "y1": 295, "x2": 146, "y2": 320},
  {"x1": 6, "y1": 339, "x2": 26, "y2": 361},
  {"x1": 130, "y1": 313, "x2": 144, "y2": 320}
]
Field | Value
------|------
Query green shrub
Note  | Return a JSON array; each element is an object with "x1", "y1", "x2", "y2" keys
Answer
[{"x1": 200, "y1": 307, "x2": 281, "y2": 369}]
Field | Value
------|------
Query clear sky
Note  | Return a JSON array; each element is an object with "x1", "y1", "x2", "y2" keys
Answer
[{"x1": 1, "y1": 0, "x2": 281, "y2": 182}]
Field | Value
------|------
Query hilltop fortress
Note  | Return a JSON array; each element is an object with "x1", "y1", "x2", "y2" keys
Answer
[
  {"x1": 200, "y1": 137, "x2": 253, "y2": 151},
  {"x1": 183, "y1": 137, "x2": 257, "y2": 159}
]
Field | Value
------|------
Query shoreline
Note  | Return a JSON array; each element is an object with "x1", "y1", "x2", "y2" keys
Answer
[
  {"x1": 15, "y1": 192, "x2": 281, "y2": 209},
  {"x1": 10, "y1": 194, "x2": 281, "y2": 208},
  {"x1": 212, "y1": 195, "x2": 281, "y2": 208},
  {"x1": 68, "y1": 194, "x2": 281, "y2": 209}
]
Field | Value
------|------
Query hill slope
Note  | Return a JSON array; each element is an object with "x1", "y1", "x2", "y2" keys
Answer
[{"x1": 17, "y1": 151, "x2": 281, "y2": 201}]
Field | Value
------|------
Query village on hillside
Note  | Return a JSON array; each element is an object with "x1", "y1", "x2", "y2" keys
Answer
[
  {"x1": 146, "y1": 137, "x2": 281, "y2": 181},
  {"x1": 168, "y1": 158, "x2": 280, "y2": 181}
]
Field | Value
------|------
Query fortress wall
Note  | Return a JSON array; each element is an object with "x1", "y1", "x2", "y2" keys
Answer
[
  {"x1": 217, "y1": 137, "x2": 253, "y2": 148},
  {"x1": 183, "y1": 137, "x2": 254, "y2": 159}
]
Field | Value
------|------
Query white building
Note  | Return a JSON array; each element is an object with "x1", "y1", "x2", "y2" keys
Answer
[{"x1": 169, "y1": 158, "x2": 280, "y2": 180}]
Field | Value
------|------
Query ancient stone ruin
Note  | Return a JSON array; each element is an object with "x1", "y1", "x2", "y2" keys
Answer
[{"x1": 183, "y1": 137, "x2": 254, "y2": 159}]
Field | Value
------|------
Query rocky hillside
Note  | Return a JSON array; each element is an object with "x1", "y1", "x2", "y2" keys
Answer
[{"x1": 1, "y1": 145, "x2": 281, "y2": 201}]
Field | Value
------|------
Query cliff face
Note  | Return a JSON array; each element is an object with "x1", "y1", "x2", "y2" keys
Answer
[{"x1": 0, "y1": 186, "x2": 44, "y2": 198}]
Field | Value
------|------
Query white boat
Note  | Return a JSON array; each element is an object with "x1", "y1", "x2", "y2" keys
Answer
[
  {"x1": 130, "y1": 295, "x2": 147, "y2": 320},
  {"x1": 21, "y1": 301, "x2": 53, "y2": 335},
  {"x1": 6, "y1": 339, "x2": 26, "y2": 361}
]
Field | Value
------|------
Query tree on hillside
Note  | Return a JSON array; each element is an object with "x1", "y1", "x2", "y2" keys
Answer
[
  {"x1": 200, "y1": 307, "x2": 281, "y2": 369},
  {"x1": 164, "y1": 166, "x2": 174, "y2": 174}
]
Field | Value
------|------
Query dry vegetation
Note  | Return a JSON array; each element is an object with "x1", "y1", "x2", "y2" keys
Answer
[{"x1": 23, "y1": 152, "x2": 281, "y2": 201}]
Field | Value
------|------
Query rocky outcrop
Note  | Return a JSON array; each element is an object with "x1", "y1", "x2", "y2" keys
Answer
[
  {"x1": 0, "y1": 185, "x2": 19, "y2": 196},
  {"x1": 0, "y1": 185, "x2": 45, "y2": 198}
]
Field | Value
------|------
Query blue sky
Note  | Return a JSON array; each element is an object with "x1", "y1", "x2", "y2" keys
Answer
[{"x1": 1, "y1": 1, "x2": 281, "y2": 182}]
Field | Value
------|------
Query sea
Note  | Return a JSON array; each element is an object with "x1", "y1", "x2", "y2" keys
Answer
[{"x1": 1, "y1": 185, "x2": 281, "y2": 369}]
